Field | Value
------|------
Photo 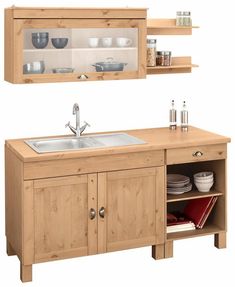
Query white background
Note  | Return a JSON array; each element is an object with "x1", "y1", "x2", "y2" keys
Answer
[{"x1": 0, "y1": 0, "x2": 234, "y2": 286}]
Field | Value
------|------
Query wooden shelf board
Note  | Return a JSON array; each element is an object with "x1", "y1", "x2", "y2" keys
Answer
[
  {"x1": 167, "y1": 224, "x2": 224, "y2": 241},
  {"x1": 24, "y1": 47, "x2": 137, "y2": 52},
  {"x1": 167, "y1": 189, "x2": 223, "y2": 203},
  {"x1": 147, "y1": 19, "x2": 199, "y2": 35},
  {"x1": 147, "y1": 56, "x2": 198, "y2": 75}
]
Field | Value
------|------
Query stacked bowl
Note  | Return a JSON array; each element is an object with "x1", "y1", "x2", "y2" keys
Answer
[
  {"x1": 32, "y1": 32, "x2": 49, "y2": 49},
  {"x1": 194, "y1": 171, "x2": 214, "y2": 192}
]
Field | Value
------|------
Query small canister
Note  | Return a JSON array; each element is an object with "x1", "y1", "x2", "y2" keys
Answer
[
  {"x1": 147, "y1": 39, "x2": 157, "y2": 67},
  {"x1": 156, "y1": 51, "x2": 172, "y2": 66}
]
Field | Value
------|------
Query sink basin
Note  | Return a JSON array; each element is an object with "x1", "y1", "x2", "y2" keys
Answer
[{"x1": 25, "y1": 133, "x2": 146, "y2": 153}]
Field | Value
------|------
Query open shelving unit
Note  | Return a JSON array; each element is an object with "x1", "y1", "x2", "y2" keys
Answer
[
  {"x1": 166, "y1": 159, "x2": 226, "y2": 243},
  {"x1": 147, "y1": 18, "x2": 199, "y2": 75}
]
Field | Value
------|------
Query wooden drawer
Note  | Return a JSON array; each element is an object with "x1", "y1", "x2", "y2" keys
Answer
[
  {"x1": 24, "y1": 150, "x2": 164, "y2": 180},
  {"x1": 166, "y1": 144, "x2": 227, "y2": 165}
]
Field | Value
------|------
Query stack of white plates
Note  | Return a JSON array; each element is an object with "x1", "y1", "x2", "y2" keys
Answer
[{"x1": 167, "y1": 174, "x2": 192, "y2": 195}]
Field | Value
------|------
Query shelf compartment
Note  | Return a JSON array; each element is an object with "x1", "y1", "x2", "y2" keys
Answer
[
  {"x1": 147, "y1": 18, "x2": 199, "y2": 35},
  {"x1": 167, "y1": 224, "x2": 224, "y2": 241},
  {"x1": 167, "y1": 190, "x2": 223, "y2": 203},
  {"x1": 147, "y1": 57, "x2": 198, "y2": 74}
]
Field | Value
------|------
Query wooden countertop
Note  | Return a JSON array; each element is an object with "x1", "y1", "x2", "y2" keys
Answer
[{"x1": 5, "y1": 126, "x2": 230, "y2": 163}]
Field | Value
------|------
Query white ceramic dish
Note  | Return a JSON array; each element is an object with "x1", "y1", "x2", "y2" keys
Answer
[
  {"x1": 195, "y1": 180, "x2": 214, "y2": 192},
  {"x1": 194, "y1": 171, "x2": 213, "y2": 180}
]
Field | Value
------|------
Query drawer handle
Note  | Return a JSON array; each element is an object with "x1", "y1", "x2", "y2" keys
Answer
[
  {"x1": 192, "y1": 151, "x2": 203, "y2": 157},
  {"x1": 99, "y1": 207, "x2": 105, "y2": 218},
  {"x1": 89, "y1": 208, "x2": 96, "y2": 220},
  {"x1": 78, "y1": 74, "x2": 88, "y2": 80}
]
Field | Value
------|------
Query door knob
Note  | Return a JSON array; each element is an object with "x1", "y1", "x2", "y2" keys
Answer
[
  {"x1": 99, "y1": 207, "x2": 105, "y2": 218},
  {"x1": 89, "y1": 208, "x2": 96, "y2": 220}
]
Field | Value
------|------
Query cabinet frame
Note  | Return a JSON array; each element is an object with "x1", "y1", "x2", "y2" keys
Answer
[{"x1": 5, "y1": 7, "x2": 147, "y2": 84}]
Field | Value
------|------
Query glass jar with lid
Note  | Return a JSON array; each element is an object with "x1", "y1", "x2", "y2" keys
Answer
[
  {"x1": 147, "y1": 39, "x2": 157, "y2": 67},
  {"x1": 176, "y1": 11, "x2": 183, "y2": 26},
  {"x1": 183, "y1": 11, "x2": 192, "y2": 26},
  {"x1": 156, "y1": 51, "x2": 172, "y2": 66}
]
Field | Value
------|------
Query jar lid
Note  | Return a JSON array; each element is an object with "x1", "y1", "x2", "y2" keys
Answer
[
  {"x1": 176, "y1": 11, "x2": 183, "y2": 15},
  {"x1": 157, "y1": 51, "x2": 171, "y2": 56},
  {"x1": 147, "y1": 39, "x2": 157, "y2": 44},
  {"x1": 183, "y1": 11, "x2": 191, "y2": 16}
]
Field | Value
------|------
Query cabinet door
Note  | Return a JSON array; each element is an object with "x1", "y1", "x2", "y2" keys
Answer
[
  {"x1": 34, "y1": 174, "x2": 97, "y2": 263},
  {"x1": 98, "y1": 167, "x2": 165, "y2": 253},
  {"x1": 11, "y1": 18, "x2": 146, "y2": 83}
]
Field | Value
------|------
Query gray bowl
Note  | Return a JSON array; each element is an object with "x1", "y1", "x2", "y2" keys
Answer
[
  {"x1": 23, "y1": 61, "x2": 45, "y2": 74},
  {"x1": 32, "y1": 32, "x2": 49, "y2": 49},
  {"x1": 51, "y1": 38, "x2": 68, "y2": 49}
]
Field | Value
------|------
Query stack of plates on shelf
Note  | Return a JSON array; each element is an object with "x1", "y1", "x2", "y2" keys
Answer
[{"x1": 167, "y1": 174, "x2": 192, "y2": 195}]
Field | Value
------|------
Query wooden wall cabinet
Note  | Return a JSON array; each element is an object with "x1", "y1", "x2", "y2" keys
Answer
[{"x1": 4, "y1": 7, "x2": 147, "y2": 84}]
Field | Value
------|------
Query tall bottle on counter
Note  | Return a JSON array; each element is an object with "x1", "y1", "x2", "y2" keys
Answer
[
  {"x1": 181, "y1": 101, "x2": 188, "y2": 132},
  {"x1": 169, "y1": 100, "x2": 177, "y2": 130}
]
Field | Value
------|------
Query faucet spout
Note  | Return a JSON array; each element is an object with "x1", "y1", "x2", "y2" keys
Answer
[
  {"x1": 65, "y1": 103, "x2": 90, "y2": 137},
  {"x1": 73, "y1": 103, "x2": 80, "y2": 137}
]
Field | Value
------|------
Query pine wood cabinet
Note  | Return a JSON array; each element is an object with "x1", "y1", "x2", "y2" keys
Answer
[
  {"x1": 5, "y1": 127, "x2": 230, "y2": 282},
  {"x1": 4, "y1": 7, "x2": 147, "y2": 84}
]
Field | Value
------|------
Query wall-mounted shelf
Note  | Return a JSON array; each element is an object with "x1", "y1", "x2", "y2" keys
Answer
[
  {"x1": 147, "y1": 18, "x2": 199, "y2": 35},
  {"x1": 147, "y1": 57, "x2": 198, "y2": 75}
]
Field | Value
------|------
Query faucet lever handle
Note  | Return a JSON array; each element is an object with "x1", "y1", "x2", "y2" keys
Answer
[
  {"x1": 83, "y1": 121, "x2": 91, "y2": 127},
  {"x1": 65, "y1": 121, "x2": 71, "y2": 128}
]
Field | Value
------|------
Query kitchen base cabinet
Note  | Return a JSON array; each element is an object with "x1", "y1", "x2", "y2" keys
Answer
[{"x1": 5, "y1": 127, "x2": 230, "y2": 282}]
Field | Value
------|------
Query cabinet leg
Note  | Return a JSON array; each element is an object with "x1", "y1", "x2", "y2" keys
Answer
[
  {"x1": 20, "y1": 263, "x2": 32, "y2": 283},
  {"x1": 152, "y1": 241, "x2": 173, "y2": 260},
  {"x1": 164, "y1": 241, "x2": 173, "y2": 258},
  {"x1": 152, "y1": 244, "x2": 165, "y2": 260},
  {"x1": 214, "y1": 232, "x2": 226, "y2": 249},
  {"x1": 6, "y1": 239, "x2": 16, "y2": 256}
]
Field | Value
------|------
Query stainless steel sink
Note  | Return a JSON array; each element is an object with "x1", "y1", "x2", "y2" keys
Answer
[{"x1": 25, "y1": 133, "x2": 146, "y2": 153}]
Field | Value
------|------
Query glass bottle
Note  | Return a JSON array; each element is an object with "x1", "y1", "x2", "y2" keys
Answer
[
  {"x1": 169, "y1": 100, "x2": 177, "y2": 130},
  {"x1": 181, "y1": 101, "x2": 188, "y2": 132},
  {"x1": 147, "y1": 39, "x2": 157, "y2": 67}
]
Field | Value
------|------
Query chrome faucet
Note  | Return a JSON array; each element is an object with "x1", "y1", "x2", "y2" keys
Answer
[{"x1": 65, "y1": 103, "x2": 90, "y2": 137}]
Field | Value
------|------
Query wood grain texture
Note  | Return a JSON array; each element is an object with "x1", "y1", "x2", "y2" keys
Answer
[
  {"x1": 34, "y1": 174, "x2": 93, "y2": 262},
  {"x1": 214, "y1": 232, "x2": 226, "y2": 249},
  {"x1": 138, "y1": 19, "x2": 147, "y2": 78},
  {"x1": 147, "y1": 19, "x2": 199, "y2": 36},
  {"x1": 4, "y1": 9, "x2": 14, "y2": 82},
  {"x1": 6, "y1": 16, "x2": 146, "y2": 84},
  {"x1": 6, "y1": 240, "x2": 16, "y2": 256},
  {"x1": 167, "y1": 144, "x2": 227, "y2": 165},
  {"x1": 97, "y1": 173, "x2": 107, "y2": 254},
  {"x1": 88, "y1": 174, "x2": 98, "y2": 255},
  {"x1": 155, "y1": 166, "x2": 165, "y2": 245},
  {"x1": 100, "y1": 168, "x2": 164, "y2": 252},
  {"x1": 24, "y1": 150, "x2": 164, "y2": 179},
  {"x1": 10, "y1": 7, "x2": 147, "y2": 19},
  {"x1": 6, "y1": 127, "x2": 230, "y2": 163},
  {"x1": 22, "y1": 181, "x2": 34, "y2": 265},
  {"x1": 5, "y1": 145, "x2": 23, "y2": 259},
  {"x1": 20, "y1": 264, "x2": 32, "y2": 283}
]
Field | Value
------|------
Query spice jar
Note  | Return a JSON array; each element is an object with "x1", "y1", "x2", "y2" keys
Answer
[
  {"x1": 183, "y1": 11, "x2": 192, "y2": 26},
  {"x1": 176, "y1": 11, "x2": 183, "y2": 26},
  {"x1": 156, "y1": 51, "x2": 172, "y2": 66},
  {"x1": 147, "y1": 39, "x2": 157, "y2": 67}
]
